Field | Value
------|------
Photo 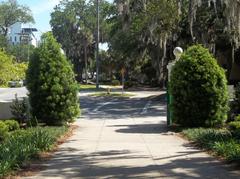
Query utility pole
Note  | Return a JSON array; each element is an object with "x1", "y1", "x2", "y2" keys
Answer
[{"x1": 96, "y1": 0, "x2": 100, "y2": 89}]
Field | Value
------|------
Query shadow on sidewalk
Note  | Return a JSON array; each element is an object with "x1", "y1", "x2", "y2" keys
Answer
[
  {"x1": 80, "y1": 93, "x2": 167, "y2": 120},
  {"x1": 36, "y1": 148, "x2": 239, "y2": 179},
  {"x1": 108, "y1": 122, "x2": 169, "y2": 134}
]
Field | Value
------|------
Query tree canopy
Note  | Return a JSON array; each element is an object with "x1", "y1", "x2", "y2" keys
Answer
[
  {"x1": 50, "y1": 0, "x2": 114, "y2": 82},
  {"x1": 50, "y1": 0, "x2": 240, "y2": 85},
  {"x1": 0, "y1": 0, "x2": 34, "y2": 37}
]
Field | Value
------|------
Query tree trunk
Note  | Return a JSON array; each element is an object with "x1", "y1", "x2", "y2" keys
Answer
[{"x1": 74, "y1": 58, "x2": 84, "y2": 82}]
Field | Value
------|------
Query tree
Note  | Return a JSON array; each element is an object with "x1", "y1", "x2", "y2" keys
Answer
[
  {"x1": 0, "y1": 0, "x2": 34, "y2": 37},
  {"x1": 50, "y1": 0, "x2": 113, "y2": 82},
  {"x1": 26, "y1": 32, "x2": 80, "y2": 125},
  {"x1": 110, "y1": 0, "x2": 179, "y2": 85},
  {"x1": 0, "y1": 35, "x2": 8, "y2": 49},
  {"x1": 177, "y1": 0, "x2": 240, "y2": 82},
  {"x1": 6, "y1": 44, "x2": 35, "y2": 62}
]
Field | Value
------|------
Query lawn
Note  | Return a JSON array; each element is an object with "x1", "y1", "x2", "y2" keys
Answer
[
  {"x1": 90, "y1": 92, "x2": 135, "y2": 98},
  {"x1": 78, "y1": 84, "x2": 105, "y2": 91}
]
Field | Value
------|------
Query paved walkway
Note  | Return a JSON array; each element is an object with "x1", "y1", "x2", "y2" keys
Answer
[{"x1": 24, "y1": 90, "x2": 240, "y2": 179}]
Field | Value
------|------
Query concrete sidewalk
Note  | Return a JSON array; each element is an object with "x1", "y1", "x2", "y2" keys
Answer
[{"x1": 24, "y1": 91, "x2": 240, "y2": 179}]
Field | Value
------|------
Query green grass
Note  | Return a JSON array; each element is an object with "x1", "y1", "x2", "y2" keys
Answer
[
  {"x1": 90, "y1": 92, "x2": 134, "y2": 98},
  {"x1": 0, "y1": 126, "x2": 68, "y2": 177},
  {"x1": 78, "y1": 84, "x2": 105, "y2": 91},
  {"x1": 182, "y1": 128, "x2": 240, "y2": 162}
]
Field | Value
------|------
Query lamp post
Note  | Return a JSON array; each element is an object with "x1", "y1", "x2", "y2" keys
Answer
[
  {"x1": 96, "y1": 0, "x2": 100, "y2": 89},
  {"x1": 167, "y1": 47, "x2": 183, "y2": 126}
]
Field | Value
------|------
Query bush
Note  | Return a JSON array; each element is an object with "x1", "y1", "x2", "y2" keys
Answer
[
  {"x1": 0, "y1": 121, "x2": 8, "y2": 141},
  {"x1": 0, "y1": 50, "x2": 28, "y2": 87},
  {"x1": 26, "y1": 32, "x2": 80, "y2": 125},
  {"x1": 170, "y1": 45, "x2": 229, "y2": 127},
  {"x1": 228, "y1": 115, "x2": 240, "y2": 138},
  {"x1": 13, "y1": 62, "x2": 28, "y2": 81},
  {"x1": 4, "y1": 120, "x2": 20, "y2": 131},
  {"x1": 229, "y1": 121, "x2": 240, "y2": 131},
  {"x1": 10, "y1": 94, "x2": 28, "y2": 124},
  {"x1": 112, "y1": 80, "x2": 121, "y2": 86},
  {"x1": 124, "y1": 81, "x2": 138, "y2": 89},
  {"x1": 0, "y1": 50, "x2": 15, "y2": 87}
]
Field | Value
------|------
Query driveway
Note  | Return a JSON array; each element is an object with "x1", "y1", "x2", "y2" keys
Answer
[{"x1": 24, "y1": 90, "x2": 239, "y2": 178}]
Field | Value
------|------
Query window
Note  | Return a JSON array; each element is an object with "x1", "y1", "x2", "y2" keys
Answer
[{"x1": 15, "y1": 36, "x2": 17, "y2": 42}]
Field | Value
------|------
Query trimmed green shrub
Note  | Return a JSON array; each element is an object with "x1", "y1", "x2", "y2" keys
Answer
[
  {"x1": 4, "y1": 120, "x2": 20, "y2": 131},
  {"x1": 112, "y1": 80, "x2": 121, "y2": 86},
  {"x1": 170, "y1": 45, "x2": 229, "y2": 127},
  {"x1": 0, "y1": 121, "x2": 8, "y2": 141},
  {"x1": 26, "y1": 32, "x2": 80, "y2": 125}
]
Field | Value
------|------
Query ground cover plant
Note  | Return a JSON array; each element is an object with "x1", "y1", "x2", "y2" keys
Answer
[
  {"x1": 182, "y1": 128, "x2": 240, "y2": 162},
  {"x1": 0, "y1": 126, "x2": 68, "y2": 177}
]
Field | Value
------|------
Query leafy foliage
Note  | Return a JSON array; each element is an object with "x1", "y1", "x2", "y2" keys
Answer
[
  {"x1": 112, "y1": 79, "x2": 120, "y2": 86},
  {"x1": 10, "y1": 94, "x2": 28, "y2": 124},
  {"x1": 110, "y1": 0, "x2": 179, "y2": 85},
  {"x1": 0, "y1": 50, "x2": 14, "y2": 86},
  {"x1": 0, "y1": 0, "x2": 34, "y2": 36},
  {"x1": 50, "y1": 0, "x2": 113, "y2": 82},
  {"x1": 0, "y1": 50, "x2": 27, "y2": 87},
  {"x1": 183, "y1": 128, "x2": 240, "y2": 162},
  {"x1": 4, "y1": 120, "x2": 20, "y2": 131},
  {"x1": 0, "y1": 121, "x2": 8, "y2": 141},
  {"x1": 6, "y1": 44, "x2": 35, "y2": 62},
  {"x1": 0, "y1": 126, "x2": 68, "y2": 177},
  {"x1": 170, "y1": 45, "x2": 229, "y2": 127},
  {"x1": 26, "y1": 32, "x2": 80, "y2": 125}
]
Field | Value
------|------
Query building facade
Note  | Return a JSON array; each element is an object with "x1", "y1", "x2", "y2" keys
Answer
[{"x1": 7, "y1": 22, "x2": 38, "y2": 47}]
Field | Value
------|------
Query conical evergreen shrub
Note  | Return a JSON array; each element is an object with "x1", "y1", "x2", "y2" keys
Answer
[
  {"x1": 26, "y1": 32, "x2": 80, "y2": 125},
  {"x1": 170, "y1": 45, "x2": 229, "y2": 127}
]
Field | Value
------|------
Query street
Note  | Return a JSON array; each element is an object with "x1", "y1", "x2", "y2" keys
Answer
[{"x1": 0, "y1": 87, "x2": 28, "y2": 101}]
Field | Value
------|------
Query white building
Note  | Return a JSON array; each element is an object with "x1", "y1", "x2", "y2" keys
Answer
[{"x1": 7, "y1": 22, "x2": 38, "y2": 47}]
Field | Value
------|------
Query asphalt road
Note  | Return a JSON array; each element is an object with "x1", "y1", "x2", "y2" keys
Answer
[{"x1": 0, "y1": 87, "x2": 28, "y2": 101}]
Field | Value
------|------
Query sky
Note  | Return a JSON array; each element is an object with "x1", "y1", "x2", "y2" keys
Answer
[{"x1": 15, "y1": 0, "x2": 113, "y2": 40}]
